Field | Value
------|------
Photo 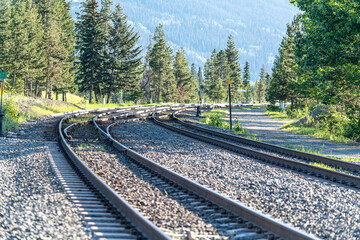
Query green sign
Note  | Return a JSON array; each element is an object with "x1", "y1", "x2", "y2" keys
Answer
[{"x1": 0, "y1": 72, "x2": 7, "y2": 79}]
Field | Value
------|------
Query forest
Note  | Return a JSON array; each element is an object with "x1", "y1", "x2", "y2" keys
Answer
[
  {"x1": 0, "y1": 0, "x2": 359, "y2": 139},
  {"x1": 265, "y1": 0, "x2": 360, "y2": 141}
]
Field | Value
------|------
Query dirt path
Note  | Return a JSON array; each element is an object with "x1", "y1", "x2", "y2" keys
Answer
[{"x1": 226, "y1": 108, "x2": 360, "y2": 159}]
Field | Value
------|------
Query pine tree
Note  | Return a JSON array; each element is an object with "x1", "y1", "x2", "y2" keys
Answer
[
  {"x1": 174, "y1": 48, "x2": 197, "y2": 102},
  {"x1": 34, "y1": 0, "x2": 70, "y2": 99},
  {"x1": 141, "y1": 38, "x2": 153, "y2": 103},
  {"x1": 0, "y1": 0, "x2": 9, "y2": 71},
  {"x1": 243, "y1": 61, "x2": 251, "y2": 102},
  {"x1": 107, "y1": 3, "x2": 143, "y2": 103},
  {"x1": 266, "y1": 17, "x2": 299, "y2": 106},
  {"x1": 190, "y1": 63, "x2": 197, "y2": 79},
  {"x1": 225, "y1": 35, "x2": 243, "y2": 102},
  {"x1": 5, "y1": 0, "x2": 44, "y2": 93},
  {"x1": 149, "y1": 24, "x2": 176, "y2": 102},
  {"x1": 255, "y1": 64, "x2": 266, "y2": 103},
  {"x1": 56, "y1": 0, "x2": 76, "y2": 101},
  {"x1": 98, "y1": 0, "x2": 112, "y2": 102},
  {"x1": 76, "y1": 0, "x2": 106, "y2": 103},
  {"x1": 214, "y1": 50, "x2": 230, "y2": 88},
  {"x1": 198, "y1": 67, "x2": 203, "y2": 96}
]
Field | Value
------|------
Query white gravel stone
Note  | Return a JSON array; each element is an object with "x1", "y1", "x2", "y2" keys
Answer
[
  {"x1": 112, "y1": 121, "x2": 360, "y2": 240},
  {"x1": 0, "y1": 138, "x2": 90, "y2": 239}
]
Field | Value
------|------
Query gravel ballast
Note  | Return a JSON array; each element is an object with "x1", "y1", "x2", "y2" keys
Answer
[
  {"x1": 0, "y1": 138, "x2": 90, "y2": 239},
  {"x1": 112, "y1": 120, "x2": 360, "y2": 239},
  {"x1": 70, "y1": 124, "x2": 260, "y2": 239}
]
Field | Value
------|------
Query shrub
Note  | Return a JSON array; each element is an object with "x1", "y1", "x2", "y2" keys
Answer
[{"x1": 267, "y1": 105, "x2": 281, "y2": 112}]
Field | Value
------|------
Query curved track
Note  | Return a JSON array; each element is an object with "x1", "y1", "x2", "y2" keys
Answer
[
  {"x1": 172, "y1": 111, "x2": 360, "y2": 173},
  {"x1": 59, "y1": 106, "x2": 173, "y2": 240},
  {"x1": 151, "y1": 111, "x2": 360, "y2": 189},
  {"x1": 92, "y1": 108, "x2": 318, "y2": 240}
]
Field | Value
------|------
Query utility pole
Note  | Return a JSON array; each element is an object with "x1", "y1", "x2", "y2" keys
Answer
[{"x1": 228, "y1": 79, "x2": 232, "y2": 130}]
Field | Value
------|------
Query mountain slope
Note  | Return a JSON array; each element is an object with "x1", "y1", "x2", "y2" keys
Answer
[{"x1": 70, "y1": 0, "x2": 299, "y2": 81}]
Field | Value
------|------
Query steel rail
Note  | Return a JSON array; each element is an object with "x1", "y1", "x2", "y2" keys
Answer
[
  {"x1": 58, "y1": 110, "x2": 171, "y2": 240},
  {"x1": 172, "y1": 112, "x2": 360, "y2": 173},
  {"x1": 154, "y1": 115, "x2": 360, "y2": 188},
  {"x1": 99, "y1": 114, "x2": 319, "y2": 240}
]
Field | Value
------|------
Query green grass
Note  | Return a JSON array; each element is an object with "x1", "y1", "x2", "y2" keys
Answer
[
  {"x1": 265, "y1": 110, "x2": 293, "y2": 121},
  {"x1": 309, "y1": 162, "x2": 339, "y2": 171},
  {"x1": 284, "y1": 143, "x2": 360, "y2": 162},
  {"x1": 80, "y1": 102, "x2": 134, "y2": 110},
  {"x1": 62, "y1": 114, "x2": 94, "y2": 128},
  {"x1": 281, "y1": 123, "x2": 353, "y2": 144},
  {"x1": 266, "y1": 109, "x2": 356, "y2": 144},
  {"x1": 200, "y1": 108, "x2": 259, "y2": 140}
]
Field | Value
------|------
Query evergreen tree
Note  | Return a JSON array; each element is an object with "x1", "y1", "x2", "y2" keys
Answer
[
  {"x1": 56, "y1": 0, "x2": 76, "y2": 101},
  {"x1": 5, "y1": 0, "x2": 44, "y2": 93},
  {"x1": 0, "y1": 0, "x2": 9, "y2": 71},
  {"x1": 107, "y1": 3, "x2": 143, "y2": 103},
  {"x1": 204, "y1": 49, "x2": 217, "y2": 97},
  {"x1": 243, "y1": 61, "x2": 251, "y2": 102},
  {"x1": 266, "y1": 17, "x2": 299, "y2": 105},
  {"x1": 225, "y1": 34, "x2": 243, "y2": 102},
  {"x1": 141, "y1": 38, "x2": 153, "y2": 103},
  {"x1": 214, "y1": 50, "x2": 230, "y2": 88},
  {"x1": 76, "y1": 0, "x2": 106, "y2": 103},
  {"x1": 34, "y1": 0, "x2": 69, "y2": 99},
  {"x1": 255, "y1": 64, "x2": 266, "y2": 103},
  {"x1": 190, "y1": 63, "x2": 197, "y2": 79},
  {"x1": 174, "y1": 48, "x2": 197, "y2": 102},
  {"x1": 149, "y1": 24, "x2": 176, "y2": 102},
  {"x1": 198, "y1": 67, "x2": 203, "y2": 97}
]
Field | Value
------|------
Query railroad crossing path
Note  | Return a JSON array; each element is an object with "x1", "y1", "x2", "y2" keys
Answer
[{"x1": 228, "y1": 108, "x2": 360, "y2": 159}]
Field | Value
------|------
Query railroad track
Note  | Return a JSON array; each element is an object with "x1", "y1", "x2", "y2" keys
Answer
[
  {"x1": 89, "y1": 109, "x2": 318, "y2": 239},
  {"x1": 151, "y1": 110, "x2": 360, "y2": 189},
  {"x1": 172, "y1": 110, "x2": 360, "y2": 173}
]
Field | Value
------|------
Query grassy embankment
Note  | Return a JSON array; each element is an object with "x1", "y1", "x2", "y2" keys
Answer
[
  {"x1": 201, "y1": 108, "x2": 360, "y2": 168},
  {"x1": 265, "y1": 107, "x2": 355, "y2": 144},
  {"x1": 1, "y1": 92, "x2": 135, "y2": 132},
  {"x1": 200, "y1": 108, "x2": 259, "y2": 140},
  {"x1": 2, "y1": 91, "x2": 184, "y2": 132},
  {"x1": 265, "y1": 107, "x2": 360, "y2": 164}
]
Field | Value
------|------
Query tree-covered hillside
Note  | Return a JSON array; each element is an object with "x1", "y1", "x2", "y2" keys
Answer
[{"x1": 70, "y1": 0, "x2": 298, "y2": 81}]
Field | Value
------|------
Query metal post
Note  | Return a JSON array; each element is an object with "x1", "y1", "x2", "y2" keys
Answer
[{"x1": 228, "y1": 80, "x2": 232, "y2": 130}]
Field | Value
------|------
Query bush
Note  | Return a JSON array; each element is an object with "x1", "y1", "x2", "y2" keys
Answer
[
  {"x1": 1, "y1": 91, "x2": 23, "y2": 132},
  {"x1": 267, "y1": 105, "x2": 281, "y2": 112},
  {"x1": 233, "y1": 118, "x2": 246, "y2": 134},
  {"x1": 285, "y1": 105, "x2": 310, "y2": 119},
  {"x1": 316, "y1": 105, "x2": 349, "y2": 135}
]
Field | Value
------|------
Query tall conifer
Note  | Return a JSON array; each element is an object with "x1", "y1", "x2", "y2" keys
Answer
[
  {"x1": 76, "y1": 0, "x2": 106, "y2": 103},
  {"x1": 149, "y1": 24, "x2": 176, "y2": 102},
  {"x1": 107, "y1": 3, "x2": 143, "y2": 102},
  {"x1": 225, "y1": 35, "x2": 243, "y2": 102},
  {"x1": 243, "y1": 61, "x2": 251, "y2": 102},
  {"x1": 174, "y1": 48, "x2": 197, "y2": 102}
]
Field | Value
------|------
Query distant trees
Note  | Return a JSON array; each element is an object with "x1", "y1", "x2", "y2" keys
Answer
[
  {"x1": 243, "y1": 61, "x2": 251, "y2": 102},
  {"x1": 0, "y1": 0, "x2": 75, "y2": 98},
  {"x1": 76, "y1": 0, "x2": 143, "y2": 103},
  {"x1": 265, "y1": 0, "x2": 360, "y2": 137},
  {"x1": 226, "y1": 35, "x2": 243, "y2": 102},
  {"x1": 174, "y1": 48, "x2": 197, "y2": 102},
  {"x1": 149, "y1": 24, "x2": 176, "y2": 102},
  {"x1": 266, "y1": 16, "x2": 299, "y2": 106},
  {"x1": 254, "y1": 65, "x2": 266, "y2": 103},
  {"x1": 203, "y1": 35, "x2": 244, "y2": 103}
]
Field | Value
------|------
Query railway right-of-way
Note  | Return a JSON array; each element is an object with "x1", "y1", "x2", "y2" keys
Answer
[{"x1": 107, "y1": 110, "x2": 360, "y2": 239}]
